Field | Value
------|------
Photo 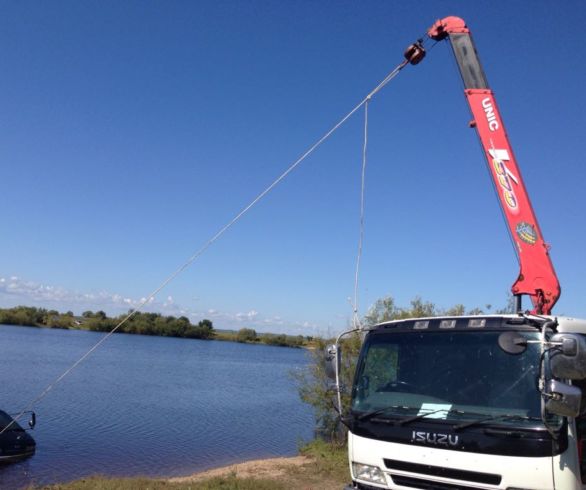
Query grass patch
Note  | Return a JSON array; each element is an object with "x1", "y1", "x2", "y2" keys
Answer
[
  {"x1": 299, "y1": 439, "x2": 350, "y2": 480},
  {"x1": 187, "y1": 475, "x2": 287, "y2": 489}
]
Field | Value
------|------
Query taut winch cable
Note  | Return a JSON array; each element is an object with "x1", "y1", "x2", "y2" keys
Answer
[
  {"x1": 350, "y1": 98, "x2": 369, "y2": 330},
  {"x1": 3, "y1": 56, "x2": 415, "y2": 434}
]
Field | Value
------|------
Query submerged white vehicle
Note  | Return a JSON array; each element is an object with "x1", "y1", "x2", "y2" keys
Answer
[{"x1": 326, "y1": 16, "x2": 586, "y2": 490}]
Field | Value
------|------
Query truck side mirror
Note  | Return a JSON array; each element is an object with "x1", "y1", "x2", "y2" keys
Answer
[
  {"x1": 325, "y1": 344, "x2": 341, "y2": 381},
  {"x1": 546, "y1": 380, "x2": 582, "y2": 418},
  {"x1": 550, "y1": 333, "x2": 586, "y2": 379}
]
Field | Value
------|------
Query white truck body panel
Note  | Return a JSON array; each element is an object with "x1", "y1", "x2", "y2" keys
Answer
[{"x1": 349, "y1": 429, "x2": 582, "y2": 489}]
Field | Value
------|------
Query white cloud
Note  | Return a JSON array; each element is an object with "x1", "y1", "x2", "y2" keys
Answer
[
  {"x1": 0, "y1": 275, "x2": 330, "y2": 336},
  {"x1": 236, "y1": 310, "x2": 259, "y2": 322},
  {"x1": 0, "y1": 276, "x2": 149, "y2": 311}
]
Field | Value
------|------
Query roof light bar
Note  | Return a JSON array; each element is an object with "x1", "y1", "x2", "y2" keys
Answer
[
  {"x1": 440, "y1": 320, "x2": 457, "y2": 329},
  {"x1": 468, "y1": 318, "x2": 487, "y2": 328},
  {"x1": 414, "y1": 321, "x2": 429, "y2": 330}
]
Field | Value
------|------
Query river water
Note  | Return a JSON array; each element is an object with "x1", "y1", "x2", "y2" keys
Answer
[{"x1": 0, "y1": 324, "x2": 314, "y2": 489}]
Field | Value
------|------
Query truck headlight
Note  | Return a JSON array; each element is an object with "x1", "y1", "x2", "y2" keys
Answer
[{"x1": 352, "y1": 462, "x2": 386, "y2": 485}]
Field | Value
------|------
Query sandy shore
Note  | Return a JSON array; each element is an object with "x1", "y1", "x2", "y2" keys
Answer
[{"x1": 169, "y1": 455, "x2": 311, "y2": 483}]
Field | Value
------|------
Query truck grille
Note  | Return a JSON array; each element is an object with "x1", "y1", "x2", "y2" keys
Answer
[
  {"x1": 384, "y1": 459, "x2": 501, "y2": 486},
  {"x1": 390, "y1": 474, "x2": 488, "y2": 489}
]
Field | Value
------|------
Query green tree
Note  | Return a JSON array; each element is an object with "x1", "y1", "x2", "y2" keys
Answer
[
  {"x1": 445, "y1": 304, "x2": 465, "y2": 316},
  {"x1": 50, "y1": 313, "x2": 74, "y2": 329},
  {"x1": 190, "y1": 319, "x2": 214, "y2": 339},
  {"x1": 362, "y1": 296, "x2": 399, "y2": 326},
  {"x1": 237, "y1": 328, "x2": 257, "y2": 343},
  {"x1": 295, "y1": 333, "x2": 362, "y2": 442},
  {"x1": 260, "y1": 333, "x2": 305, "y2": 348},
  {"x1": 42, "y1": 309, "x2": 59, "y2": 326},
  {"x1": 95, "y1": 310, "x2": 107, "y2": 320}
]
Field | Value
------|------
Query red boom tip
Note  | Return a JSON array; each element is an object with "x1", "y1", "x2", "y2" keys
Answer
[{"x1": 427, "y1": 16, "x2": 469, "y2": 40}]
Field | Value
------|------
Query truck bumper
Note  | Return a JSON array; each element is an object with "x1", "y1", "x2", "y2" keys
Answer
[{"x1": 344, "y1": 482, "x2": 382, "y2": 490}]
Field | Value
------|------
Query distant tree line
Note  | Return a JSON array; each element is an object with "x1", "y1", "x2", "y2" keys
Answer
[
  {"x1": 0, "y1": 305, "x2": 74, "y2": 329},
  {"x1": 82, "y1": 310, "x2": 214, "y2": 339},
  {"x1": 0, "y1": 306, "x2": 214, "y2": 340},
  {"x1": 0, "y1": 306, "x2": 313, "y2": 347},
  {"x1": 218, "y1": 327, "x2": 310, "y2": 348}
]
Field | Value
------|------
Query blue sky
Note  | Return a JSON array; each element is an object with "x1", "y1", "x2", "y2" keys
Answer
[{"x1": 1, "y1": 1, "x2": 585, "y2": 336}]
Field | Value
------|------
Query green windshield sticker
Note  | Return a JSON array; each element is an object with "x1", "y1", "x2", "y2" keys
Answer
[{"x1": 417, "y1": 403, "x2": 452, "y2": 419}]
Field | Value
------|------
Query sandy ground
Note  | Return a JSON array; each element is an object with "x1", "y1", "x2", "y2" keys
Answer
[{"x1": 169, "y1": 456, "x2": 311, "y2": 483}]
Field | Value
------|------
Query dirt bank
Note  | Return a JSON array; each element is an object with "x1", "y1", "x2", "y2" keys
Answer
[
  {"x1": 167, "y1": 441, "x2": 350, "y2": 490},
  {"x1": 169, "y1": 455, "x2": 311, "y2": 483}
]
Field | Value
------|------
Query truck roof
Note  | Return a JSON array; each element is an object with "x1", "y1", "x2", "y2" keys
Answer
[{"x1": 370, "y1": 314, "x2": 586, "y2": 334}]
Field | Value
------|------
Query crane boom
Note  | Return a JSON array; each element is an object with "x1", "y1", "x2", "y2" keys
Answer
[{"x1": 410, "y1": 16, "x2": 560, "y2": 314}]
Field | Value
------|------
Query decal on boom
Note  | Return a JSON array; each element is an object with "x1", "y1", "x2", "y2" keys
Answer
[{"x1": 488, "y1": 148, "x2": 519, "y2": 214}]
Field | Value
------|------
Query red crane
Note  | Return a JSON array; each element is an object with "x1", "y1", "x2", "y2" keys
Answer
[{"x1": 404, "y1": 16, "x2": 560, "y2": 315}]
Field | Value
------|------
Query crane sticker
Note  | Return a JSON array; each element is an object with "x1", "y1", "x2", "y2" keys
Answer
[
  {"x1": 516, "y1": 222, "x2": 538, "y2": 245},
  {"x1": 489, "y1": 148, "x2": 519, "y2": 214},
  {"x1": 482, "y1": 98, "x2": 500, "y2": 131}
]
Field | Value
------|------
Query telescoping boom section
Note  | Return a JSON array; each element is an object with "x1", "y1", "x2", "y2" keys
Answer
[{"x1": 418, "y1": 17, "x2": 561, "y2": 314}]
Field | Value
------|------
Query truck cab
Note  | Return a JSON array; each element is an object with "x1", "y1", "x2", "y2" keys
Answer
[{"x1": 343, "y1": 315, "x2": 586, "y2": 489}]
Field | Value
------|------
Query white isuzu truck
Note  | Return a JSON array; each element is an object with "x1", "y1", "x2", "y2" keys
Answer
[
  {"x1": 335, "y1": 314, "x2": 586, "y2": 489},
  {"x1": 326, "y1": 17, "x2": 586, "y2": 490}
]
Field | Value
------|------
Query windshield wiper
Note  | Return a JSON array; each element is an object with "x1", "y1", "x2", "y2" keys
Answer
[
  {"x1": 396, "y1": 408, "x2": 466, "y2": 426},
  {"x1": 355, "y1": 405, "x2": 419, "y2": 422},
  {"x1": 396, "y1": 408, "x2": 498, "y2": 426},
  {"x1": 357, "y1": 407, "x2": 491, "y2": 425},
  {"x1": 454, "y1": 414, "x2": 541, "y2": 431}
]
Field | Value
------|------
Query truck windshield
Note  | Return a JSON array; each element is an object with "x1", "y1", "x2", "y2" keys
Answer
[{"x1": 351, "y1": 330, "x2": 543, "y2": 427}]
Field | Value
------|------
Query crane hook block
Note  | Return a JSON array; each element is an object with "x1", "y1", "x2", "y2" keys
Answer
[{"x1": 404, "y1": 41, "x2": 426, "y2": 65}]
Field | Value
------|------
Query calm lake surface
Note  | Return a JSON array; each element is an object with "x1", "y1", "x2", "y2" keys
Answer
[{"x1": 0, "y1": 324, "x2": 314, "y2": 489}]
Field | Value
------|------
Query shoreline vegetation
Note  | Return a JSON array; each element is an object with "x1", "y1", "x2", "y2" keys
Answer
[
  {"x1": 41, "y1": 440, "x2": 350, "y2": 490},
  {"x1": 0, "y1": 305, "x2": 312, "y2": 349}
]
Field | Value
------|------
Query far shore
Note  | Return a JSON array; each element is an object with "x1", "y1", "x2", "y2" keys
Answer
[{"x1": 0, "y1": 307, "x2": 314, "y2": 349}]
